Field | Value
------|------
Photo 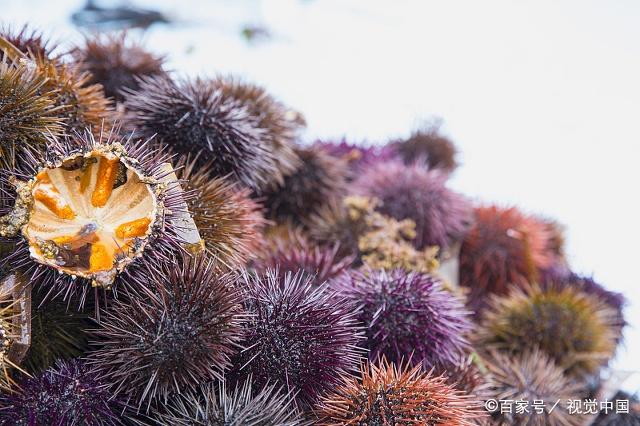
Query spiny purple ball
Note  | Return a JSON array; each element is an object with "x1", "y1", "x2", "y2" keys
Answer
[
  {"x1": 353, "y1": 160, "x2": 471, "y2": 249},
  {"x1": 0, "y1": 359, "x2": 120, "y2": 426},
  {"x1": 331, "y1": 268, "x2": 472, "y2": 368},
  {"x1": 230, "y1": 270, "x2": 363, "y2": 407}
]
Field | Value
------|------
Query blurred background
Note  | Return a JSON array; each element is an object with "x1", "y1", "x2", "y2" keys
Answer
[{"x1": 2, "y1": 0, "x2": 638, "y2": 390}]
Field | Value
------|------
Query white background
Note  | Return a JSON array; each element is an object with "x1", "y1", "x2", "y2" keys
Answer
[{"x1": 2, "y1": 0, "x2": 638, "y2": 390}]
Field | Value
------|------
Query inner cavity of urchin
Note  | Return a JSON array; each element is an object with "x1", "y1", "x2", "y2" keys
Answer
[{"x1": 22, "y1": 149, "x2": 157, "y2": 287}]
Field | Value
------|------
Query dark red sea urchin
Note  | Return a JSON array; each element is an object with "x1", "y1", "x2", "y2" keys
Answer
[
  {"x1": 0, "y1": 128, "x2": 187, "y2": 304},
  {"x1": 156, "y1": 380, "x2": 310, "y2": 426},
  {"x1": 331, "y1": 268, "x2": 472, "y2": 368},
  {"x1": 88, "y1": 253, "x2": 245, "y2": 412},
  {"x1": 353, "y1": 160, "x2": 471, "y2": 250},
  {"x1": 316, "y1": 358, "x2": 483, "y2": 425},
  {"x1": 72, "y1": 33, "x2": 165, "y2": 103},
  {"x1": 0, "y1": 359, "x2": 121, "y2": 426},
  {"x1": 263, "y1": 146, "x2": 348, "y2": 225},
  {"x1": 392, "y1": 124, "x2": 459, "y2": 173},
  {"x1": 230, "y1": 270, "x2": 363, "y2": 407},
  {"x1": 0, "y1": 25, "x2": 53, "y2": 60},
  {"x1": 459, "y1": 205, "x2": 556, "y2": 309},
  {"x1": 123, "y1": 75, "x2": 294, "y2": 192}
]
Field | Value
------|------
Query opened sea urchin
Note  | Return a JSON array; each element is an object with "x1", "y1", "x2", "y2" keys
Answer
[{"x1": 0, "y1": 129, "x2": 186, "y2": 301}]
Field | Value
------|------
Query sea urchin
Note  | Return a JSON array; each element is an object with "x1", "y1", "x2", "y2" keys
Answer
[
  {"x1": 331, "y1": 268, "x2": 471, "y2": 368},
  {"x1": 316, "y1": 358, "x2": 482, "y2": 425},
  {"x1": 353, "y1": 160, "x2": 471, "y2": 249},
  {"x1": 156, "y1": 380, "x2": 309, "y2": 426},
  {"x1": 88, "y1": 253, "x2": 245, "y2": 411},
  {"x1": 0, "y1": 359, "x2": 120, "y2": 426},
  {"x1": 230, "y1": 270, "x2": 363, "y2": 407},
  {"x1": 477, "y1": 284, "x2": 618, "y2": 377}
]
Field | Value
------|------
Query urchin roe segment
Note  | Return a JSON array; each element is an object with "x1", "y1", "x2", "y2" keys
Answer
[{"x1": 22, "y1": 148, "x2": 158, "y2": 287}]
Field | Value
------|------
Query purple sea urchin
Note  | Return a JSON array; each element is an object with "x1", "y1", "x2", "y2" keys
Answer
[
  {"x1": 477, "y1": 284, "x2": 618, "y2": 377},
  {"x1": 459, "y1": 205, "x2": 557, "y2": 309},
  {"x1": 482, "y1": 349, "x2": 585, "y2": 426},
  {"x1": 123, "y1": 75, "x2": 291, "y2": 191},
  {"x1": 0, "y1": 57, "x2": 62, "y2": 169},
  {"x1": 316, "y1": 358, "x2": 483, "y2": 425},
  {"x1": 0, "y1": 359, "x2": 121, "y2": 426},
  {"x1": 353, "y1": 160, "x2": 471, "y2": 249},
  {"x1": 156, "y1": 380, "x2": 310, "y2": 426},
  {"x1": 263, "y1": 146, "x2": 347, "y2": 225},
  {"x1": 72, "y1": 33, "x2": 165, "y2": 102},
  {"x1": 393, "y1": 124, "x2": 459, "y2": 173},
  {"x1": 230, "y1": 270, "x2": 363, "y2": 407},
  {"x1": 331, "y1": 268, "x2": 471, "y2": 367},
  {"x1": 178, "y1": 156, "x2": 266, "y2": 269},
  {"x1": 0, "y1": 129, "x2": 187, "y2": 302},
  {"x1": 88, "y1": 253, "x2": 245, "y2": 411}
]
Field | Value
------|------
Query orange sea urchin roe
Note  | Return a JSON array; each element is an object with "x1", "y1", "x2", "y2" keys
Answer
[
  {"x1": 33, "y1": 171, "x2": 76, "y2": 220},
  {"x1": 115, "y1": 217, "x2": 151, "y2": 239},
  {"x1": 91, "y1": 156, "x2": 120, "y2": 207}
]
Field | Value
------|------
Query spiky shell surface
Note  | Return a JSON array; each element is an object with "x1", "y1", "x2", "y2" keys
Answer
[
  {"x1": 353, "y1": 160, "x2": 471, "y2": 249},
  {"x1": 263, "y1": 146, "x2": 347, "y2": 225},
  {"x1": 0, "y1": 58, "x2": 62, "y2": 170},
  {"x1": 88, "y1": 253, "x2": 245, "y2": 411},
  {"x1": 123, "y1": 75, "x2": 289, "y2": 191},
  {"x1": 477, "y1": 284, "x2": 618, "y2": 377},
  {"x1": 178, "y1": 156, "x2": 266, "y2": 269},
  {"x1": 331, "y1": 268, "x2": 471, "y2": 368},
  {"x1": 230, "y1": 270, "x2": 363, "y2": 407},
  {"x1": 155, "y1": 380, "x2": 310, "y2": 426},
  {"x1": 316, "y1": 358, "x2": 483, "y2": 425},
  {"x1": 0, "y1": 359, "x2": 121, "y2": 426},
  {"x1": 481, "y1": 349, "x2": 586, "y2": 426},
  {"x1": 73, "y1": 33, "x2": 165, "y2": 102}
]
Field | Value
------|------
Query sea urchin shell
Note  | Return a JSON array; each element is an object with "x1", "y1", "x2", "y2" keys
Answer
[
  {"x1": 353, "y1": 160, "x2": 471, "y2": 249},
  {"x1": 123, "y1": 75, "x2": 289, "y2": 191},
  {"x1": 0, "y1": 129, "x2": 186, "y2": 301}
]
